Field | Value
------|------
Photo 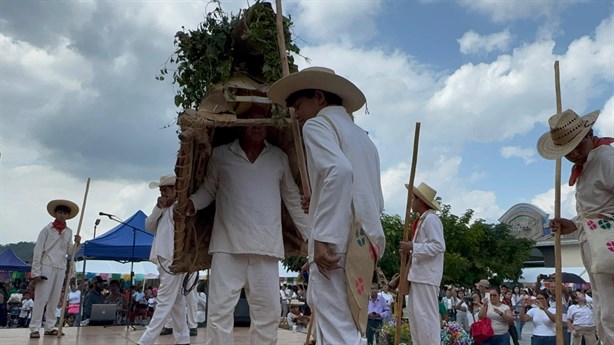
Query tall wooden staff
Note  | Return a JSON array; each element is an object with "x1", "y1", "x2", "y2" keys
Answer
[
  {"x1": 552, "y1": 61, "x2": 564, "y2": 345},
  {"x1": 275, "y1": 0, "x2": 311, "y2": 199},
  {"x1": 394, "y1": 123, "x2": 421, "y2": 345},
  {"x1": 58, "y1": 178, "x2": 91, "y2": 337},
  {"x1": 274, "y1": 1, "x2": 313, "y2": 343}
]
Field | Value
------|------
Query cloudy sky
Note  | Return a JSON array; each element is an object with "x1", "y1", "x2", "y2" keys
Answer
[{"x1": 1, "y1": 0, "x2": 613, "y2": 245}]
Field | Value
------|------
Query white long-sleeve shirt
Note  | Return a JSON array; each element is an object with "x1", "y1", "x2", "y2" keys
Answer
[
  {"x1": 302, "y1": 105, "x2": 386, "y2": 259},
  {"x1": 190, "y1": 139, "x2": 310, "y2": 259},
  {"x1": 407, "y1": 211, "x2": 446, "y2": 287},
  {"x1": 573, "y1": 145, "x2": 614, "y2": 242},
  {"x1": 31, "y1": 223, "x2": 74, "y2": 277},
  {"x1": 145, "y1": 204, "x2": 175, "y2": 264}
]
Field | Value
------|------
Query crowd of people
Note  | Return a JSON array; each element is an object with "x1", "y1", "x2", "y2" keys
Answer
[{"x1": 8, "y1": 66, "x2": 611, "y2": 345}]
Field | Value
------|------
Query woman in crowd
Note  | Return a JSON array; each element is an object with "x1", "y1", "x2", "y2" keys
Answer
[
  {"x1": 454, "y1": 290, "x2": 469, "y2": 332},
  {"x1": 511, "y1": 287, "x2": 523, "y2": 339},
  {"x1": 65, "y1": 282, "x2": 81, "y2": 326},
  {"x1": 105, "y1": 280, "x2": 128, "y2": 324},
  {"x1": 520, "y1": 290, "x2": 556, "y2": 345},
  {"x1": 567, "y1": 291, "x2": 597, "y2": 345},
  {"x1": 466, "y1": 291, "x2": 482, "y2": 331},
  {"x1": 478, "y1": 287, "x2": 514, "y2": 345}
]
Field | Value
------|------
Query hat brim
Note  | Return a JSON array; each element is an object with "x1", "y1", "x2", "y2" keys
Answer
[
  {"x1": 47, "y1": 199, "x2": 79, "y2": 219},
  {"x1": 267, "y1": 70, "x2": 366, "y2": 113},
  {"x1": 405, "y1": 184, "x2": 441, "y2": 211},
  {"x1": 537, "y1": 110, "x2": 600, "y2": 160}
]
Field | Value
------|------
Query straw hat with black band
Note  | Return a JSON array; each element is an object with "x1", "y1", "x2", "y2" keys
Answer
[
  {"x1": 537, "y1": 109, "x2": 600, "y2": 160},
  {"x1": 47, "y1": 199, "x2": 79, "y2": 219},
  {"x1": 405, "y1": 182, "x2": 441, "y2": 211},
  {"x1": 267, "y1": 66, "x2": 366, "y2": 113}
]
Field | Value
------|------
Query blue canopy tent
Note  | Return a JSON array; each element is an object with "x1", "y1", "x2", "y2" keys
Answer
[
  {"x1": 75, "y1": 210, "x2": 153, "y2": 262},
  {"x1": 0, "y1": 248, "x2": 31, "y2": 272}
]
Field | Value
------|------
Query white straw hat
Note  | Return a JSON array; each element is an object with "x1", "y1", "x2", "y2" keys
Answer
[
  {"x1": 47, "y1": 199, "x2": 79, "y2": 219},
  {"x1": 149, "y1": 174, "x2": 176, "y2": 189},
  {"x1": 267, "y1": 66, "x2": 366, "y2": 112},
  {"x1": 405, "y1": 182, "x2": 441, "y2": 211},
  {"x1": 537, "y1": 109, "x2": 600, "y2": 160}
]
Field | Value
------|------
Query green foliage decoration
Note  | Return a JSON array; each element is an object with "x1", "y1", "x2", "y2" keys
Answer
[{"x1": 156, "y1": 0, "x2": 301, "y2": 111}]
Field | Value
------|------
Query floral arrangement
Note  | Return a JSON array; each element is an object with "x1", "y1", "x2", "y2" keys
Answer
[
  {"x1": 377, "y1": 319, "x2": 412, "y2": 345},
  {"x1": 440, "y1": 321, "x2": 473, "y2": 345}
]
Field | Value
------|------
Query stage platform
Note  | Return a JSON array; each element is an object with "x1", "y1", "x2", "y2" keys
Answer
[{"x1": 0, "y1": 326, "x2": 308, "y2": 344}]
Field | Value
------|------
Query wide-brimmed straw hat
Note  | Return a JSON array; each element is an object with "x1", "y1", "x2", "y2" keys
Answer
[
  {"x1": 149, "y1": 174, "x2": 176, "y2": 189},
  {"x1": 537, "y1": 109, "x2": 600, "y2": 160},
  {"x1": 405, "y1": 182, "x2": 441, "y2": 211},
  {"x1": 475, "y1": 279, "x2": 490, "y2": 288},
  {"x1": 47, "y1": 199, "x2": 79, "y2": 219},
  {"x1": 267, "y1": 66, "x2": 366, "y2": 113},
  {"x1": 289, "y1": 299, "x2": 305, "y2": 306}
]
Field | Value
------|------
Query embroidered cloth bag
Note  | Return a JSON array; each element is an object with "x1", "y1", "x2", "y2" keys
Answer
[
  {"x1": 470, "y1": 317, "x2": 494, "y2": 344},
  {"x1": 582, "y1": 212, "x2": 614, "y2": 274},
  {"x1": 345, "y1": 225, "x2": 376, "y2": 336}
]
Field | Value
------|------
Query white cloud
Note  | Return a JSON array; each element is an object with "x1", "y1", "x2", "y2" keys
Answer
[
  {"x1": 288, "y1": 0, "x2": 382, "y2": 43},
  {"x1": 0, "y1": 163, "x2": 156, "y2": 244},
  {"x1": 458, "y1": 29, "x2": 512, "y2": 55},
  {"x1": 531, "y1": 185, "x2": 577, "y2": 220},
  {"x1": 456, "y1": 0, "x2": 585, "y2": 23},
  {"x1": 500, "y1": 146, "x2": 535, "y2": 164},
  {"x1": 595, "y1": 96, "x2": 614, "y2": 137}
]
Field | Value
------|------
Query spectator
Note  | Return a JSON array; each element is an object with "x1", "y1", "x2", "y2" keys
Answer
[
  {"x1": 65, "y1": 282, "x2": 81, "y2": 326},
  {"x1": 19, "y1": 291, "x2": 34, "y2": 328},
  {"x1": 520, "y1": 290, "x2": 556, "y2": 345},
  {"x1": 478, "y1": 287, "x2": 514, "y2": 345},
  {"x1": 82, "y1": 276, "x2": 105, "y2": 322},
  {"x1": 567, "y1": 291, "x2": 597, "y2": 345},
  {"x1": 366, "y1": 283, "x2": 391, "y2": 345},
  {"x1": 287, "y1": 299, "x2": 309, "y2": 333}
]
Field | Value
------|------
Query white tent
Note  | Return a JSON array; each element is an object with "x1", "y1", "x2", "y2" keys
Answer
[{"x1": 75, "y1": 260, "x2": 159, "y2": 279}]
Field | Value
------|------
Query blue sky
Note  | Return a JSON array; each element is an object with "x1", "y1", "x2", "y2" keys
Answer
[{"x1": 1, "y1": 0, "x2": 613, "y2": 245}]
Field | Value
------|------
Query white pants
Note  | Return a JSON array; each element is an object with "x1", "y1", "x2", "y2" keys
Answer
[
  {"x1": 138, "y1": 259, "x2": 189, "y2": 345},
  {"x1": 205, "y1": 253, "x2": 280, "y2": 345},
  {"x1": 407, "y1": 282, "x2": 440, "y2": 345},
  {"x1": 581, "y1": 241, "x2": 614, "y2": 345},
  {"x1": 307, "y1": 261, "x2": 361, "y2": 345},
  {"x1": 163, "y1": 284, "x2": 198, "y2": 329},
  {"x1": 30, "y1": 265, "x2": 65, "y2": 333}
]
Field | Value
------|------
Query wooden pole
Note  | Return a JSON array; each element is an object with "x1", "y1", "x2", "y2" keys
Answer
[
  {"x1": 275, "y1": 2, "x2": 314, "y2": 343},
  {"x1": 58, "y1": 178, "x2": 91, "y2": 337},
  {"x1": 304, "y1": 309, "x2": 315, "y2": 345},
  {"x1": 553, "y1": 61, "x2": 564, "y2": 345},
  {"x1": 394, "y1": 123, "x2": 421, "y2": 345},
  {"x1": 275, "y1": 0, "x2": 311, "y2": 198}
]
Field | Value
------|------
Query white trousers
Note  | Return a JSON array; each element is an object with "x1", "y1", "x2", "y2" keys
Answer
[
  {"x1": 307, "y1": 262, "x2": 361, "y2": 345},
  {"x1": 205, "y1": 253, "x2": 280, "y2": 345},
  {"x1": 407, "y1": 282, "x2": 440, "y2": 345},
  {"x1": 138, "y1": 259, "x2": 189, "y2": 345},
  {"x1": 163, "y1": 284, "x2": 198, "y2": 329},
  {"x1": 581, "y1": 241, "x2": 614, "y2": 345},
  {"x1": 29, "y1": 265, "x2": 65, "y2": 333}
]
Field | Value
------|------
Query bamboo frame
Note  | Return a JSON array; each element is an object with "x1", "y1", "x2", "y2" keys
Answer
[
  {"x1": 394, "y1": 123, "x2": 421, "y2": 345},
  {"x1": 553, "y1": 61, "x2": 564, "y2": 345},
  {"x1": 58, "y1": 178, "x2": 91, "y2": 337}
]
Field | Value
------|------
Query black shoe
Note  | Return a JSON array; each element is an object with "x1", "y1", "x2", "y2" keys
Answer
[
  {"x1": 189, "y1": 328, "x2": 197, "y2": 336},
  {"x1": 159, "y1": 327, "x2": 173, "y2": 336}
]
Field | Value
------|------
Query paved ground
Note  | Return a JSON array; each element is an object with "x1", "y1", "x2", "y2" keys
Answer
[{"x1": 0, "y1": 325, "x2": 308, "y2": 345}]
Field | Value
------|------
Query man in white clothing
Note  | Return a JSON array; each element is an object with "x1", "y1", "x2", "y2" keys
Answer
[
  {"x1": 399, "y1": 182, "x2": 446, "y2": 345},
  {"x1": 29, "y1": 199, "x2": 81, "y2": 339},
  {"x1": 137, "y1": 175, "x2": 190, "y2": 345},
  {"x1": 537, "y1": 109, "x2": 614, "y2": 345},
  {"x1": 183, "y1": 120, "x2": 310, "y2": 345},
  {"x1": 269, "y1": 66, "x2": 386, "y2": 345}
]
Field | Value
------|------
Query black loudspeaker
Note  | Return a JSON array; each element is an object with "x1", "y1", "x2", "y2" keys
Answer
[{"x1": 233, "y1": 289, "x2": 250, "y2": 326}]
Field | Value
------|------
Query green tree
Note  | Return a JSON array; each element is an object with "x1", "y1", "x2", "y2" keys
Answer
[{"x1": 376, "y1": 204, "x2": 534, "y2": 287}]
